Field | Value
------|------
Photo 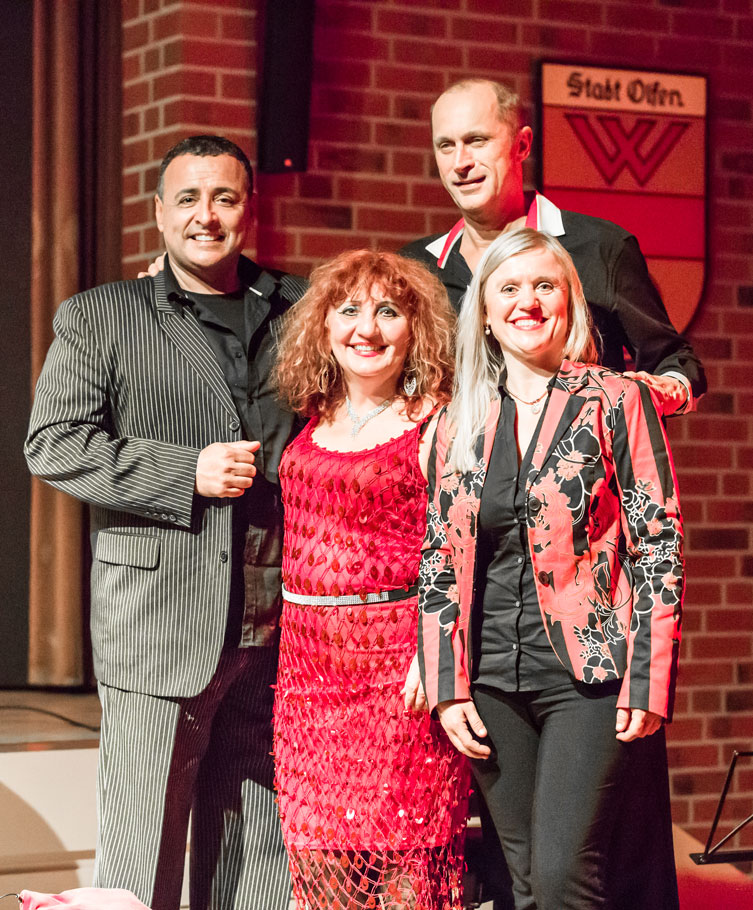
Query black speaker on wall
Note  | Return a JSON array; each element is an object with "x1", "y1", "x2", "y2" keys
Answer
[{"x1": 257, "y1": 0, "x2": 315, "y2": 173}]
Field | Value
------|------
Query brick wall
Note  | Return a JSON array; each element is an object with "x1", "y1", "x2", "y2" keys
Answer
[
  {"x1": 122, "y1": 0, "x2": 259, "y2": 268},
  {"x1": 122, "y1": 0, "x2": 753, "y2": 851}
]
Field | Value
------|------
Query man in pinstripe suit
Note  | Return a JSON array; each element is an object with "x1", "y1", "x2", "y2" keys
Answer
[{"x1": 25, "y1": 137, "x2": 305, "y2": 910}]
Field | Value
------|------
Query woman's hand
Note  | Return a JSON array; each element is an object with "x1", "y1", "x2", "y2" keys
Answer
[
  {"x1": 437, "y1": 699, "x2": 491, "y2": 759},
  {"x1": 615, "y1": 707, "x2": 663, "y2": 742},
  {"x1": 401, "y1": 654, "x2": 428, "y2": 713},
  {"x1": 137, "y1": 252, "x2": 166, "y2": 279}
]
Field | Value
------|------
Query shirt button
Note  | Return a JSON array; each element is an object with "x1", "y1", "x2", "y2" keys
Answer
[
  {"x1": 235, "y1": 351, "x2": 243, "y2": 359},
  {"x1": 169, "y1": 514, "x2": 177, "y2": 522},
  {"x1": 229, "y1": 418, "x2": 240, "y2": 431},
  {"x1": 219, "y1": 551, "x2": 229, "y2": 563},
  {"x1": 517, "y1": 556, "x2": 524, "y2": 565},
  {"x1": 529, "y1": 496, "x2": 542, "y2": 514},
  {"x1": 512, "y1": 643, "x2": 518, "y2": 650},
  {"x1": 537, "y1": 570, "x2": 550, "y2": 586},
  {"x1": 515, "y1": 600, "x2": 521, "y2": 608}
]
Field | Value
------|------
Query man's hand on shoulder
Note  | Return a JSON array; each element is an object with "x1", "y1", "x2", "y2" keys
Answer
[
  {"x1": 623, "y1": 371, "x2": 689, "y2": 417},
  {"x1": 137, "y1": 253, "x2": 166, "y2": 279},
  {"x1": 195, "y1": 441, "x2": 260, "y2": 497}
]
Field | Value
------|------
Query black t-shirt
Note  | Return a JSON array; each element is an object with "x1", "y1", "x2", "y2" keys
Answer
[{"x1": 163, "y1": 257, "x2": 304, "y2": 647}]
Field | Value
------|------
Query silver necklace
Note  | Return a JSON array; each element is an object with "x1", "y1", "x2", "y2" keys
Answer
[
  {"x1": 345, "y1": 396, "x2": 391, "y2": 436},
  {"x1": 506, "y1": 386, "x2": 550, "y2": 415}
]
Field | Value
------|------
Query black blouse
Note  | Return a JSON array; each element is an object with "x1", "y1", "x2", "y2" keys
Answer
[{"x1": 473, "y1": 390, "x2": 570, "y2": 692}]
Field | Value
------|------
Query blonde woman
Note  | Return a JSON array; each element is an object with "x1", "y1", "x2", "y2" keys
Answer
[{"x1": 419, "y1": 228, "x2": 683, "y2": 910}]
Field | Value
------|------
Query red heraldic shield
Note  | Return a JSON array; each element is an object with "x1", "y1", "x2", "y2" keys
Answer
[{"x1": 540, "y1": 62, "x2": 707, "y2": 332}]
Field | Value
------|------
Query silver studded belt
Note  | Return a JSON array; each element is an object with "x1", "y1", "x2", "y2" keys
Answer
[{"x1": 281, "y1": 584, "x2": 418, "y2": 607}]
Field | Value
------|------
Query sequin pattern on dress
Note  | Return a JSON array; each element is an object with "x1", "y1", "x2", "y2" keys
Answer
[{"x1": 274, "y1": 419, "x2": 469, "y2": 910}]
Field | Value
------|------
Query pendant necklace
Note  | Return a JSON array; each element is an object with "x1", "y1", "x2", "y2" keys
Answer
[
  {"x1": 506, "y1": 387, "x2": 550, "y2": 415},
  {"x1": 345, "y1": 396, "x2": 391, "y2": 436}
]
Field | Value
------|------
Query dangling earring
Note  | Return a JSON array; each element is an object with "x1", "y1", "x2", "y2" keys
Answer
[
  {"x1": 484, "y1": 323, "x2": 491, "y2": 336},
  {"x1": 403, "y1": 372, "x2": 417, "y2": 396}
]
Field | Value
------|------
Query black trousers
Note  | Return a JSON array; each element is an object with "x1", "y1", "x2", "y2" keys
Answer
[
  {"x1": 472, "y1": 679, "x2": 635, "y2": 910},
  {"x1": 476, "y1": 734, "x2": 680, "y2": 910}
]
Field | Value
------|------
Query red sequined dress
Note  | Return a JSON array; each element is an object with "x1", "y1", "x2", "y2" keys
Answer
[{"x1": 274, "y1": 418, "x2": 469, "y2": 910}]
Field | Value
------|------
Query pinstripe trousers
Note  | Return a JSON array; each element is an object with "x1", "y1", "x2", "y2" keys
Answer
[{"x1": 93, "y1": 647, "x2": 290, "y2": 910}]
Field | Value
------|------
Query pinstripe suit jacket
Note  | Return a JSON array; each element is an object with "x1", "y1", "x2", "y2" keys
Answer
[
  {"x1": 419, "y1": 362, "x2": 684, "y2": 721},
  {"x1": 25, "y1": 261, "x2": 306, "y2": 698}
]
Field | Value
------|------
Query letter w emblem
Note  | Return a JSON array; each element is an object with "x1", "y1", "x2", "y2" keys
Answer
[{"x1": 564, "y1": 113, "x2": 689, "y2": 187}]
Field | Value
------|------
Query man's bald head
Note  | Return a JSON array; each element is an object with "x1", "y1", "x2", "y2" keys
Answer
[
  {"x1": 433, "y1": 79, "x2": 524, "y2": 136},
  {"x1": 430, "y1": 79, "x2": 532, "y2": 228}
]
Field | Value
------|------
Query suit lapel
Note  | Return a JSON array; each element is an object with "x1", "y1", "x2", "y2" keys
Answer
[
  {"x1": 152, "y1": 271, "x2": 238, "y2": 419},
  {"x1": 528, "y1": 362, "x2": 591, "y2": 484}
]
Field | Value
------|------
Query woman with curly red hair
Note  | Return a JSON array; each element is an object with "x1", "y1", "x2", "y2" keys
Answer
[{"x1": 273, "y1": 249, "x2": 469, "y2": 909}]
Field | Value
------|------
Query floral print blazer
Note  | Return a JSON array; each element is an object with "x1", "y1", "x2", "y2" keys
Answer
[{"x1": 418, "y1": 361, "x2": 684, "y2": 721}]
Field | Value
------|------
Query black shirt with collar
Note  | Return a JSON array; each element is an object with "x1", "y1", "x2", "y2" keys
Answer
[
  {"x1": 164, "y1": 255, "x2": 307, "y2": 648},
  {"x1": 399, "y1": 209, "x2": 707, "y2": 400},
  {"x1": 473, "y1": 388, "x2": 569, "y2": 693},
  {"x1": 399, "y1": 238, "x2": 471, "y2": 314}
]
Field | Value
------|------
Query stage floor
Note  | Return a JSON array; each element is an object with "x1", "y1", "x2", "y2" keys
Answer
[
  {"x1": 0, "y1": 691, "x2": 101, "y2": 900},
  {"x1": 0, "y1": 689, "x2": 100, "y2": 748},
  {"x1": 3, "y1": 690, "x2": 751, "y2": 908}
]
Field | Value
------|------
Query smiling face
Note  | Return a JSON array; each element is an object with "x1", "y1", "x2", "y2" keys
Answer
[
  {"x1": 432, "y1": 82, "x2": 531, "y2": 226},
  {"x1": 154, "y1": 153, "x2": 252, "y2": 292},
  {"x1": 326, "y1": 284, "x2": 411, "y2": 393},
  {"x1": 484, "y1": 247, "x2": 570, "y2": 370}
]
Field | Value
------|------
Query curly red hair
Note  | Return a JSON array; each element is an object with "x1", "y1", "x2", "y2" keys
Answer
[{"x1": 275, "y1": 249, "x2": 455, "y2": 420}]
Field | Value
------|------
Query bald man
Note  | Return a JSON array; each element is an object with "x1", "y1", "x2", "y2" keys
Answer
[{"x1": 401, "y1": 78, "x2": 705, "y2": 416}]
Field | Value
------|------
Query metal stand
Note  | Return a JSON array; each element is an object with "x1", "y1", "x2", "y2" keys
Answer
[{"x1": 691, "y1": 750, "x2": 753, "y2": 865}]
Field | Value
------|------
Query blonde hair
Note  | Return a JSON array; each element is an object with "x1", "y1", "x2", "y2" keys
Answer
[
  {"x1": 275, "y1": 250, "x2": 455, "y2": 420},
  {"x1": 448, "y1": 228, "x2": 598, "y2": 472}
]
